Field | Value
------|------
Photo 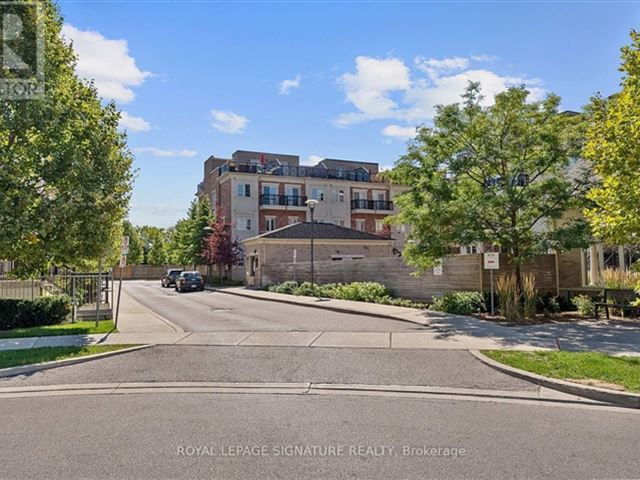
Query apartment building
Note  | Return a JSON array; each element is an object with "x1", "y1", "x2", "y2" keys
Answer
[{"x1": 196, "y1": 150, "x2": 408, "y2": 245}]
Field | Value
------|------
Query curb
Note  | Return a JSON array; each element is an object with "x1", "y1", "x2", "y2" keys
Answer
[
  {"x1": 469, "y1": 349, "x2": 640, "y2": 409},
  {"x1": 208, "y1": 287, "x2": 430, "y2": 328},
  {"x1": 0, "y1": 344, "x2": 153, "y2": 378}
]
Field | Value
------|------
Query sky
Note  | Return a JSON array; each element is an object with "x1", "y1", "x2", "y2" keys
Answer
[{"x1": 57, "y1": 0, "x2": 640, "y2": 228}]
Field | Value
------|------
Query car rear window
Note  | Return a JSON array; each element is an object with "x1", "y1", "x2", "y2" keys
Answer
[{"x1": 182, "y1": 273, "x2": 201, "y2": 280}]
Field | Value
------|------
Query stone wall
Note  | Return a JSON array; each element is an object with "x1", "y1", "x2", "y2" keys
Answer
[
  {"x1": 259, "y1": 252, "x2": 582, "y2": 301},
  {"x1": 261, "y1": 255, "x2": 481, "y2": 301}
]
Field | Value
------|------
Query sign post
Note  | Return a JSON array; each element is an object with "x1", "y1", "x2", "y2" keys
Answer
[
  {"x1": 115, "y1": 236, "x2": 129, "y2": 328},
  {"x1": 483, "y1": 252, "x2": 500, "y2": 315}
]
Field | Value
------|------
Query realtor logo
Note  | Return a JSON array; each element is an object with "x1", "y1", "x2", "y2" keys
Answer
[{"x1": 0, "y1": 1, "x2": 44, "y2": 99}]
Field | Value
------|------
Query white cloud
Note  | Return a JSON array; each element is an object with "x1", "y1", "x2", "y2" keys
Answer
[
  {"x1": 334, "y1": 56, "x2": 411, "y2": 127},
  {"x1": 279, "y1": 74, "x2": 301, "y2": 95},
  {"x1": 303, "y1": 155, "x2": 324, "y2": 166},
  {"x1": 62, "y1": 24, "x2": 152, "y2": 103},
  {"x1": 415, "y1": 56, "x2": 470, "y2": 72},
  {"x1": 335, "y1": 54, "x2": 544, "y2": 130},
  {"x1": 119, "y1": 111, "x2": 151, "y2": 132},
  {"x1": 381, "y1": 124, "x2": 416, "y2": 139},
  {"x1": 133, "y1": 147, "x2": 197, "y2": 158},
  {"x1": 211, "y1": 110, "x2": 248, "y2": 134}
]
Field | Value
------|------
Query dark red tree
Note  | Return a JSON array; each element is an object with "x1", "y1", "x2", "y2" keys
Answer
[{"x1": 201, "y1": 215, "x2": 241, "y2": 283}]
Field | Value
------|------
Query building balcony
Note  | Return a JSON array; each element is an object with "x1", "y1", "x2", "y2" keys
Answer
[
  {"x1": 351, "y1": 199, "x2": 394, "y2": 211},
  {"x1": 217, "y1": 162, "x2": 383, "y2": 183},
  {"x1": 259, "y1": 194, "x2": 308, "y2": 208}
]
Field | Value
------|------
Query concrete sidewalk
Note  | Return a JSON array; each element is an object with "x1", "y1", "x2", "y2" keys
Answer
[
  {"x1": 0, "y1": 330, "x2": 559, "y2": 352},
  {"x1": 215, "y1": 287, "x2": 640, "y2": 356},
  {"x1": 116, "y1": 290, "x2": 183, "y2": 333}
]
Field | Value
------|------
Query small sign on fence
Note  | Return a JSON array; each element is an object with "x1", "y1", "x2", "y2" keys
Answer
[
  {"x1": 433, "y1": 260, "x2": 443, "y2": 276},
  {"x1": 483, "y1": 252, "x2": 499, "y2": 270}
]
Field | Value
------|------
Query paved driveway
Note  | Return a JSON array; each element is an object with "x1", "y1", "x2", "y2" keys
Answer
[{"x1": 123, "y1": 280, "x2": 423, "y2": 332}]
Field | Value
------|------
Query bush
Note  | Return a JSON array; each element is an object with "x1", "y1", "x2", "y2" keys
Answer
[
  {"x1": 537, "y1": 293, "x2": 560, "y2": 316},
  {"x1": 0, "y1": 295, "x2": 71, "y2": 331},
  {"x1": 572, "y1": 295, "x2": 595, "y2": 317},
  {"x1": 264, "y1": 281, "x2": 427, "y2": 308},
  {"x1": 522, "y1": 273, "x2": 537, "y2": 321},
  {"x1": 496, "y1": 275, "x2": 521, "y2": 323},
  {"x1": 430, "y1": 291, "x2": 485, "y2": 315},
  {"x1": 267, "y1": 281, "x2": 299, "y2": 295}
]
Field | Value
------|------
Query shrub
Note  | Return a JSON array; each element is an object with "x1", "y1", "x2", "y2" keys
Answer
[
  {"x1": 292, "y1": 282, "x2": 317, "y2": 296},
  {"x1": 328, "y1": 282, "x2": 390, "y2": 302},
  {"x1": 0, "y1": 295, "x2": 71, "y2": 331},
  {"x1": 537, "y1": 293, "x2": 561, "y2": 316},
  {"x1": 522, "y1": 273, "x2": 537, "y2": 321},
  {"x1": 600, "y1": 268, "x2": 640, "y2": 290},
  {"x1": 496, "y1": 274, "x2": 521, "y2": 323},
  {"x1": 572, "y1": 295, "x2": 595, "y2": 317},
  {"x1": 430, "y1": 291, "x2": 485, "y2": 315},
  {"x1": 267, "y1": 281, "x2": 299, "y2": 295}
]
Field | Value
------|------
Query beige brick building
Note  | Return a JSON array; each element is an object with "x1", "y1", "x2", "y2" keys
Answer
[{"x1": 241, "y1": 222, "x2": 395, "y2": 286}]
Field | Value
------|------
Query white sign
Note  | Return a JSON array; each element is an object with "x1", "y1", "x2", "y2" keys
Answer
[
  {"x1": 121, "y1": 236, "x2": 130, "y2": 255},
  {"x1": 484, "y1": 252, "x2": 500, "y2": 270},
  {"x1": 433, "y1": 260, "x2": 443, "y2": 276},
  {"x1": 119, "y1": 255, "x2": 127, "y2": 268}
]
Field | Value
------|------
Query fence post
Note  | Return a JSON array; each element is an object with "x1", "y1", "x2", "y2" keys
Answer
[{"x1": 95, "y1": 259, "x2": 102, "y2": 326}]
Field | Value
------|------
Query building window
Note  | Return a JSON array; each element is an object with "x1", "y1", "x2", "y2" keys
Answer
[
  {"x1": 288, "y1": 217, "x2": 299, "y2": 225},
  {"x1": 352, "y1": 189, "x2": 366, "y2": 200},
  {"x1": 209, "y1": 190, "x2": 217, "y2": 209},
  {"x1": 237, "y1": 217, "x2": 251, "y2": 231},
  {"x1": 237, "y1": 183, "x2": 251, "y2": 197},
  {"x1": 337, "y1": 219, "x2": 346, "y2": 227},
  {"x1": 333, "y1": 189, "x2": 345, "y2": 203},
  {"x1": 375, "y1": 220, "x2": 384, "y2": 232},
  {"x1": 265, "y1": 216, "x2": 277, "y2": 231},
  {"x1": 355, "y1": 219, "x2": 365, "y2": 231},
  {"x1": 311, "y1": 187, "x2": 324, "y2": 201},
  {"x1": 374, "y1": 191, "x2": 386, "y2": 201}
]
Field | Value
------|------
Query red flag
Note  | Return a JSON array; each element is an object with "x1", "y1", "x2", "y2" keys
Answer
[{"x1": 260, "y1": 153, "x2": 265, "y2": 165}]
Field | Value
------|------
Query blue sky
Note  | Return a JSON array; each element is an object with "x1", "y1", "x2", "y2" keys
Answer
[{"x1": 58, "y1": 1, "x2": 640, "y2": 227}]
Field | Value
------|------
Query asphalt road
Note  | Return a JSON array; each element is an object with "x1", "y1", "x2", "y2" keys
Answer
[
  {"x1": 0, "y1": 345, "x2": 537, "y2": 391},
  {"x1": 123, "y1": 280, "x2": 423, "y2": 332},
  {"x1": 0, "y1": 393, "x2": 638, "y2": 479}
]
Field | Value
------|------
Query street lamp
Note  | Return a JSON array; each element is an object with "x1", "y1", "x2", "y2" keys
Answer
[{"x1": 305, "y1": 199, "x2": 319, "y2": 292}]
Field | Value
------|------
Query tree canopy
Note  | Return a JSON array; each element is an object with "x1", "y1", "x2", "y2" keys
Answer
[
  {"x1": 391, "y1": 83, "x2": 591, "y2": 285},
  {"x1": 584, "y1": 30, "x2": 640, "y2": 245},
  {"x1": 0, "y1": 1, "x2": 133, "y2": 275}
]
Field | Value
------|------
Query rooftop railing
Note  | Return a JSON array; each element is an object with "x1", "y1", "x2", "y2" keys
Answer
[{"x1": 217, "y1": 162, "x2": 381, "y2": 183}]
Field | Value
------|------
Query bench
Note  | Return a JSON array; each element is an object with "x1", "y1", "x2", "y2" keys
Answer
[{"x1": 594, "y1": 288, "x2": 640, "y2": 320}]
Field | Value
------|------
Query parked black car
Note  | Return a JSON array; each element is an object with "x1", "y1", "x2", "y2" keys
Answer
[
  {"x1": 161, "y1": 269, "x2": 183, "y2": 288},
  {"x1": 175, "y1": 271, "x2": 205, "y2": 292}
]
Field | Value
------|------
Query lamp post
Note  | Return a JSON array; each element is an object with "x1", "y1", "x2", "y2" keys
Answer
[{"x1": 305, "y1": 199, "x2": 319, "y2": 293}]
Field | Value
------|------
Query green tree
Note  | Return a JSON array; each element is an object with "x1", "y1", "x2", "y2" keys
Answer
[
  {"x1": 166, "y1": 219, "x2": 191, "y2": 266},
  {"x1": 391, "y1": 83, "x2": 591, "y2": 288},
  {"x1": 138, "y1": 226, "x2": 168, "y2": 265},
  {"x1": 165, "y1": 199, "x2": 214, "y2": 267},
  {"x1": 122, "y1": 221, "x2": 143, "y2": 265},
  {"x1": 584, "y1": 31, "x2": 640, "y2": 245},
  {"x1": 0, "y1": 1, "x2": 133, "y2": 275}
]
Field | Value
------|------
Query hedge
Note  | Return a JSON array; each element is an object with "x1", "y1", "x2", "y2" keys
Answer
[{"x1": 0, "y1": 296, "x2": 71, "y2": 331}]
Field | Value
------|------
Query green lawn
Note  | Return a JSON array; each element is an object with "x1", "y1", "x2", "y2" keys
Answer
[
  {"x1": 0, "y1": 320, "x2": 116, "y2": 339},
  {"x1": 483, "y1": 350, "x2": 640, "y2": 393},
  {"x1": 0, "y1": 345, "x2": 136, "y2": 369}
]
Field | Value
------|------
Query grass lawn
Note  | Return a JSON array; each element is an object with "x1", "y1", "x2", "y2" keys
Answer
[
  {"x1": 0, "y1": 345, "x2": 136, "y2": 369},
  {"x1": 0, "y1": 320, "x2": 116, "y2": 339},
  {"x1": 483, "y1": 350, "x2": 640, "y2": 393}
]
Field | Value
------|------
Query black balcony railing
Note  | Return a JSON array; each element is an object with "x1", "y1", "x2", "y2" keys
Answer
[
  {"x1": 351, "y1": 199, "x2": 393, "y2": 211},
  {"x1": 260, "y1": 194, "x2": 308, "y2": 207},
  {"x1": 217, "y1": 162, "x2": 379, "y2": 183}
]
